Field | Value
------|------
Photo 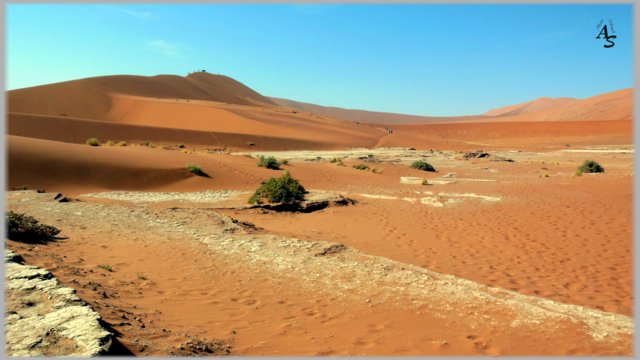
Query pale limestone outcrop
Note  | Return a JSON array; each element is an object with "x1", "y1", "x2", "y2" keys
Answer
[{"x1": 5, "y1": 250, "x2": 113, "y2": 356}]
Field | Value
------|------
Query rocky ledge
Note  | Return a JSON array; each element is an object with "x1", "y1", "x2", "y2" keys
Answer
[{"x1": 5, "y1": 250, "x2": 113, "y2": 356}]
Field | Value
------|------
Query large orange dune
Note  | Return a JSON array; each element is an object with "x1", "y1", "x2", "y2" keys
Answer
[
  {"x1": 479, "y1": 88, "x2": 632, "y2": 123},
  {"x1": 8, "y1": 73, "x2": 385, "y2": 150},
  {"x1": 8, "y1": 72, "x2": 276, "y2": 119}
]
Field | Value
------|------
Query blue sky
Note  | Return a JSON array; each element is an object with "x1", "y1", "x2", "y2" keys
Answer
[{"x1": 6, "y1": 4, "x2": 634, "y2": 116}]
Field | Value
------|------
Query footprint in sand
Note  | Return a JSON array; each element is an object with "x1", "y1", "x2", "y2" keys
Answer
[{"x1": 466, "y1": 335, "x2": 500, "y2": 355}]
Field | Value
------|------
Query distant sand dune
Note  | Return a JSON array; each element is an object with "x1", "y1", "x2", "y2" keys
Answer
[{"x1": 484, "y1": 96, "x2": 577, "y2": 116}]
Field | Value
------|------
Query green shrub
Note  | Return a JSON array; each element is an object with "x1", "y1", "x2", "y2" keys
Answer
[
  {"x1": 98, "y1": 264, "x2": 113, "y2": 272},
  {"x1": 575, "y1": 169, "x2": 584, "y2": 177},
  {"x1": 258, "y1": 156, "x2": 280, "y2": 170},
  {"x1": 353, "y1": 164, "x2": 369, "y2": 170},
  {"x1": 6, "y1": 211, "x2": 60, "y2": 243},
  {"x1": 410, "y1": 160, "x2": 436, "y2": 172},
  {"x1": 578, "y1": 160, "x2": 604, "y2": 173},
  {"x1": 178, "y1": 144, "x2": 186, "y2": 148},
  {"x1": 248, "y1": 171, "x2": 306, "y2": 205},
  {"x1": 187, "y1": 164, "x2": 209, "y2": 177},
  {"x1": 86, "y1": 138, "x2": 100, "y2": 146},
  {"x1": 279, "y1": 159, "x2": 289, "y2": 166},
  {"x1": 421, "y1": 179, "x2": 429, "y2": 185},
  {"x1": 329, "y1": 157, "x2": 338, "y2": 163}
]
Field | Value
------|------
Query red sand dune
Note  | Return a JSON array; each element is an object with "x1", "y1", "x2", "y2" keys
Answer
[
  {"x1": 8, "y1": 74, "x2": 384, "y2": 150},
  {"x1": 484, "y1": 96, "x2": 577, "y2": 116},
  {"x1": 271, "y1": 88, "x2": 630, "y2": 125},
  {"x1": 8, "y1": 72, "x2": 275, "y2": 120},
  {"x1": 478, "y1": 88, "x2": 632, "y2": 123},
  {"x1": 7, "y1": 73, "x2": 631, "y2": 153}
]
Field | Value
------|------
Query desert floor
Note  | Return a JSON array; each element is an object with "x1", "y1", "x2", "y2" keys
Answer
[{"x1": 6, "y1": 139, "x2": 634, "y2": 355}]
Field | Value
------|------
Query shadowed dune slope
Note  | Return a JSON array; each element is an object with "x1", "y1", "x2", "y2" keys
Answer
[
  {"x1": 7, "y1": 135, "x2": 296, "y2": 193},
  {"x1": 7, "y1": 112, "x2": 379, "y2": 151},
  {"x1": 269, "y1": 97, "x2": 486, "y2": 125}
]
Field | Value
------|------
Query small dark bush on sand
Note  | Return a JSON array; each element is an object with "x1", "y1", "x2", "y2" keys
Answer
[
  {"x1": 6, "y1": 211, "x2": 60, "y2": 243},
  {"x1": 187, "y1": 164, "x2": 209, "y2": 177},
  {"x1": 577, "y1": 160, "x2": 604, "y2": 174},
  {"x1": 410, "y1": 160, "x2": 436, "y2": 172}
]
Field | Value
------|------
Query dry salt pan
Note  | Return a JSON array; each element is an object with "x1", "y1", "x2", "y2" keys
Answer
[{"x1": 80, "y1": 190, "x2": 249, "y2": 203}]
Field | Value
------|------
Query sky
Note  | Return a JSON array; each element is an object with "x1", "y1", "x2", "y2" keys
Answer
[{"x1": 6, "y1": 4, "x2": 634, "y2": 116}]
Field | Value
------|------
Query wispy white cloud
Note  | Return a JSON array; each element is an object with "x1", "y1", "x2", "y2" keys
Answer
[
  {"x1": 147, "y1": 39, "x2": 182, "y2": 59},
  {"x1": 115, "y1": 7, "x2": 153, "y2": 20},
  {"x1": 291, "y1": 4, "x2": 340, "y2": 15}
]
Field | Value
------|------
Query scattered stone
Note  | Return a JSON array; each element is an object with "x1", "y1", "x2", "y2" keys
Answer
[
  {"x1": 490, "y1": 156, "x2": 515, "y2": 163},
  {"x1": 53, "y1": 193, "x2": 80, "y2": 203},
  {"x1": 5, "y1": 251, "x2": 25, "y2": 264},
  {"x1": 315, "y1": 244, "x2": 348, "y2": 257},
  {"x1": 463, "y1": 150, "x2": 490, "y2": 159},
  {"x1": 174, "y1": 337, "x2": 231, "y2": 356},
  {"x1": 230, "y1": 218, "x2": 261, "y2": 232}
]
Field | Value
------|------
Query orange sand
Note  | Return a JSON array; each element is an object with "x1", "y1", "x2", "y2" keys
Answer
[{"x1": 5, "y1": 73, "x2": 634, "y2": 355}]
